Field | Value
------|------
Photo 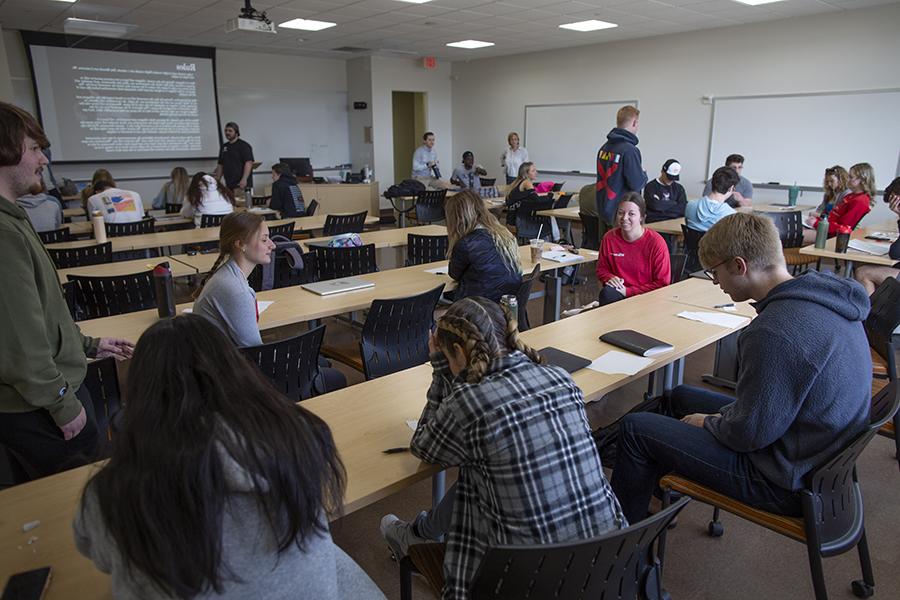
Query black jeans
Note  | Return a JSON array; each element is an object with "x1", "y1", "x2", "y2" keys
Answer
[
  {"x1": 610, "y1": 385, "x2": 801, "y2": 523},
  {"x1": 0, "y1": 386, "x2": 102, "y2": 484},
  {"x1": 598, "y1": 285, "x2": 626, "y2": 306}
]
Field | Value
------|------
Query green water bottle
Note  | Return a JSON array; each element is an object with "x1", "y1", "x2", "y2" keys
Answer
[{"x1": 814, "y1": 215, "x2": 829, "y2": 249}]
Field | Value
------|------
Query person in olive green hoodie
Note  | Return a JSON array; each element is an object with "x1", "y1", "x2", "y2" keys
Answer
[{"x1": 0, "y1": 102, "x2": 134, "y2": 483}]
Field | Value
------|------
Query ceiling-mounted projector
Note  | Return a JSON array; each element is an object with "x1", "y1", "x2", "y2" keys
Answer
[{"x1": 225, "y1": 0, "x2": 276, "y2": 34}]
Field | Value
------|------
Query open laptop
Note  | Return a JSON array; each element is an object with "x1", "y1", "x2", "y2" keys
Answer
[{"x1": 301, "y1": 277, "x2": 374, "y2": 296}]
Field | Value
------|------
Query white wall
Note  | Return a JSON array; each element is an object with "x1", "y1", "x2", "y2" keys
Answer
[
  {"x1": 0, "y1": 26, "x2": 13, "y2": 102},
  {"x1": 451, "y1": 3, "x2": 900, "y2": 225},
  {"x1": 370, "y1": 55, "x2": 452, "y2": 206},
  {"x1": 347, "y1": 57, "x2": 374, "y2": 173}
]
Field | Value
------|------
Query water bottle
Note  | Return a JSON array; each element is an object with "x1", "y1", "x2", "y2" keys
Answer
[
  {"x1": 814, "y1": 215, "x2": 829, "y2": 249},
  {"x1": 153, "y1": 262, "x2": 176, "y2": 318},
  {"x1": 244, "y1": 186, "x2": 253, "y2": 207},
  {"x1": 91, "y1": 210, "x2": 107, "y2": 243}
]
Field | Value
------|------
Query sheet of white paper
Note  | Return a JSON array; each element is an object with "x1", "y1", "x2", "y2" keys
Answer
[
  {"x1": 182, "y1": 307, "x2": 192, "y2": 314},
  {"x1": 678, "y1": 311, "x2": 750, "y2": 328},
  {"x1": 541, "y1": 251, "x2": 582, "y2": 263},
  {"x1": 424, "y1": 266, "x2": 448, "y2": 275},
  {"x1": 587, "y1": 351, "x2": 654, "y2": 376},
  {"x1": 721, "y1": 305, "x2": 738, "y2": 312},
  {"x1": 847, "y1": 239, "x2": 890, "y2": 256},
  {"x1": 257, "y1": 301, "x2": 274, "y2": 314},
  {"x1": 406, "y1": 419, "x2": 418, "y2": 431}
]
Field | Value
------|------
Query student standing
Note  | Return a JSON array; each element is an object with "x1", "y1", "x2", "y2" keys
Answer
[
  {"x1": 87, "y1": 180, "x2": 146, "y2": 224},
  {"x1": 611, "y1": 213, "x2": 871, "y2": 523},
  {"x1": 803, "y1": 162, "x2": 875, "y2": 244},
  {"x1": 854, "y1": 176, "x2": 900, "y2": 294},
  {"x1": 151, "y1": 166, "x2": 190, "y2": 210},
  {"x1": 595, "y1": 105, "x2": 648, "y2": 227},
  {"x1": 501, "y1": 131, "x2": 529, "y2": 185},
  {"x1": 643, "y1": 159, "x2": 686, "y2": 223},
  {"x1": 703, "y1": 154, "x2": 753, "y2": 207},
  {"x1": 214, "y1": 121, "x2": 254, "y2": 194},
  {"x1": 269, "y1": 162, "x2": 306, "y2": 218},
  {"x1": 412, "y1": 131, "x2": 450, "y2": 190},
  {"x1": 181, "y1": 172, "x2": 235, "y2": 227},
  {"x1": 380, "y1": 298, "x2": 626, "y2": 600},
  {"x1": 685, "y1": 166, "x2": 739, "y2": 232},
  {"x1": 0, "y1": 102, "x2": 133, "y2": 483},
  {"x1": 74, "y1": 315, "x2": 384, "y2": 600},
  {"x1": 596, "y1": 192, "x2": 671, "y2": 306}
]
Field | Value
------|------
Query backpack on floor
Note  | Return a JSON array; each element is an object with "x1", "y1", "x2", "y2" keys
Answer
[{"x1": 593, "y1": 391, "x2": 673, "y2": 465}]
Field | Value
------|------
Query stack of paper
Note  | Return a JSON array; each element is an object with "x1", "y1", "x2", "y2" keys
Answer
[
  {"x1": 847, "y1": 240, "x2": 890, "y2": 256},
  {"x1": 677, "y1": 311, "x2": 750, "y2": 328},
  {"x1": 587, "y1": 351, "x2": 654, "y2": 375}
]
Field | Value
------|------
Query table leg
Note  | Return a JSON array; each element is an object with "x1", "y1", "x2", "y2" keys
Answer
[
  {"x1": 431, "y1": 470, "x2": 445, "y2": 509},
  {"x1": 542, "y1": 271, "x2": 562, "y2": 324},
  {"x1": 702, "y1": 332, "x2": 739, "y2": 390}
]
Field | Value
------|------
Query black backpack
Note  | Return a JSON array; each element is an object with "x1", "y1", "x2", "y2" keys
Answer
[{"x1": 383, "y1": 178, "x2": 426, "y2": 199}]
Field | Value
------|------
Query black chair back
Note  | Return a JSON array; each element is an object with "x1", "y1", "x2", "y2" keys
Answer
[
  {"x1": 267, "y1": 222, "x2": 296, "y2": 239},
  {"x1": 164, "y1": 203, "x2": 182, "y2": 214},
  {"x1": 62, "y1": 280, "x2": 78, "y2": 321},
  {"x1": 309, "y1": 244, "x2": 378, "y2": 281},
  {"x1": 81, "y1": 357, "x2": 122, "y2": 439},
  {"x1": 252, "y1": 195, "x2": 270, "y2": 207},
  {"x1": 516, "y1": 196, "x2": 555, "y2": 243},
  {"x1": 48, "y1": 242, "x2": 113, "y2": 269},
  {"x1": 241, "y1": 325, "x2": 327, "y2": 402},
  {"x1": 38, "y1": 227, "x2": 72, "y2": 245},
  {"x1": 670, "y1": 253, "x2": 687, "y2": 284},
  {"x1": 681, "y1": 224, "x2": 706, "y2": 274},
  {"x1": 479, "y1": 177, "x2": 496, "y2": 187},
  {"x1": 551, "y1": 181, "x2": 565, "y2": 192},
  {"x1": 306, "y1": 199, "x2": 318, "y2": 216},
  {"x1": 360, "y1": 284, "x2": 445, "y2": 379},
  {"x1": 200, "y1": 213, "x2": 227, "y2": 228},
  {"x1": 323, "y1": 211, "x2": 368, "y2": 236},
  {"x1": 406, "y1": 233, "x2": 449, "y2": 266},
  {"x1": 579, "y1": 212, "x2": 600, "y2": 251},
  {"x1": 414, "y1": 189, "x2": 448, "y2": 224},
  {"x1": 864, "y1": 277, "x2": 900, "y2": 377},
  {"x1": 766, "y1": 210, "x2": 805, "y2": 249},
  {"x1": 66, "y1": 270, "x2": 157, "y2": 320},
  {"x1": 470, "y1": 497, "x2": 689, "y2": 600},
  {"x1": 552, "y1": 193, "x2": 573, "y2": 209},
  {"x1": 514, "y1": 264, "x2": 541, "y2": 332},
  {"x1": 106, "y1": 217, "x2": 155, "y2": 238},
  {"x1": 249, "y1": 249, "x2": 316, "y2": 292}
]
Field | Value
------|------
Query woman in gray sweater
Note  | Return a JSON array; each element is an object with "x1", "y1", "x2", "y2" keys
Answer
[{"x1": 74, "y1": 315, "x2": 385, "y2": 599}]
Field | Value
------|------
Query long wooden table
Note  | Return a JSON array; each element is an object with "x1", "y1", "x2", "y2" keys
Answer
[
  {"x1": 65, "y1": 215, "x2": 194, "y2": 237},
  {"x1": 799, "y1": 224, "x2": 898, "y2": 275},
  {"x1": 0, "y1": 277, "x2": 752, "y2": 600}
]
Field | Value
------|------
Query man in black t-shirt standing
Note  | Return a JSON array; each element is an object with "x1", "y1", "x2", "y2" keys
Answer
[
  {"x1": 214, "y1": 121, "x2": 254, "y2": 195},
  {"x1": 643, "y1": 159, "x2": 686, "y2": 223}
]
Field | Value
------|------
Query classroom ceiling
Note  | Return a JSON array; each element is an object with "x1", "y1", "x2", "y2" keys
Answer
[{"x1": 0, "y1": 0, "x2": 896, "y2": 61}]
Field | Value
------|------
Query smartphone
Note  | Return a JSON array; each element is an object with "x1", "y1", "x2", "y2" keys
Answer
[{"x1": 1, "y1": 567, "x2": 52, "y2": 600}]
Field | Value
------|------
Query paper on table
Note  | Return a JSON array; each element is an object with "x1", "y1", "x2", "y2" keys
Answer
[
  {"x1": 182, "y1": 301, "x2": 273, "y2": 315},
  {"x1": 678, "y1": 311, "x2": 750, "y2": 328},
  {"x1": 541, "y1": 250, "x2": 582, "y2": 263},
  {"x1": 587, "y1": 351, "x2": 654, "y2": 376},
  {"x1": 424, "y1": 266, "x2": 448, "y2": 275},
  {"x1": 847, "y1": 239, "x2": 890, "y2": 256},
  {"x1": 406, "y1": 419, "x2": 418, "y2": 431}
]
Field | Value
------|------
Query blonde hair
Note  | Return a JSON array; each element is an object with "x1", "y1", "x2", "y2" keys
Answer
[
  {"x1": 507, "y1": 131, "x2": 520, "y2": 145},
  {"x1": 848, "y1": 163, "x2": 877, "y2": 206},
  {"x1": 823, "y1": 165, "x2": 849, "y2": 205},
  {"x1": 506, "y1": 161, "x2": 535, "y2": 199},
  {"x1": 435, "y1": 297, "x2": 542, "y2": 384},
  {"x1": 616, "y1": 105, "x2": 640, "y2": 128},
  {"x1": 194, "y1": 212, "x2": 265, "y2": 298},
  {"x1": 446, "y1": 189, "x2": 520, "y2": 274},
  {"x1": 699, "y1": 212, "x2": 785, "y2": 271},
  {"x1": 169, "y1": 167, "x2": 190, "y2": 202}
]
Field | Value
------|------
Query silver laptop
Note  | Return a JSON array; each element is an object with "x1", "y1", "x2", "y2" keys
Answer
[{"x1": 301, "y1": 277, "x2": 375, "y2": 296}]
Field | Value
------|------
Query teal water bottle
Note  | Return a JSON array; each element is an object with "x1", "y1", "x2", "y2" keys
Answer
[{"x1": 814, "y1": 215, "x2": 829, "y2": 249}]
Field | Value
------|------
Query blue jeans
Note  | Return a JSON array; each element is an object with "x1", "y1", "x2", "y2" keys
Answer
[
  {"x1": 610, "y1": 385, "x2": 801, "y2": 523},
  {"x1": 505, "y1": 175, "x2": 515, "y2": 185}
]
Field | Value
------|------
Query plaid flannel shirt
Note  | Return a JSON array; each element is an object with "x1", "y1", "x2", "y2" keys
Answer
[{"x1": 411, "y1": 351, "x2": 627, "y2": 600}]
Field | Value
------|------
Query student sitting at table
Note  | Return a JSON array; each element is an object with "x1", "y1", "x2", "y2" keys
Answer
[
  {"x1": 74, "y1": 315, "x2": 385, "y2": 600},
  {"x1": 446, "y1": 189, "x2": 522, "y2": 302},
  {"x1": 193, "y1": 212, "x2": 345, "y2": 393},
  {"x1": 86, "y1": 180, "x2": 146, "y2": 224},
  {"x1": 810, "y1": 165, "x2": 851, "y2": 220},
  {"x1": 643, "y1": 159, "x2": 686, "y2": 223},
  {"x1": 596, "y1": 192, "x2": 671, "y2": 306},
  {"x1": 269, "y1": 162, "x2": 306, "y2": 217},
  {"x1": 803, "y1": 162, "x2": 875, "y2": 244},
  {"x1": 854, "y1": 176, "x2": 900, "y2": 295},
  {"x1": 151, "y1": 166, "x2": 190, "y2": 210},
  {"x1": 181, "y1": 172, "x2": 235, "y2": 227},
  {"x1": 684, "y1": 166, "x2": 739, "y2": 232},
  {"x1": 450, "y1": 150, "x2": 487, "y2": 191},
  {"x1": 17, "y1": 181, "x2": 62, "y2": 233},
  {"x1": 79, "y1": 168, "x2": 114, "y2": 211},
  {"x1": 504, "y1": 161, "x2": 539, "y2": 226},
  {"x1": 380, "y1": 297, "x2": 626, "y2": 600},
  {"x1": 610, "y1": 212, "x2": 871, "y2": 524}
]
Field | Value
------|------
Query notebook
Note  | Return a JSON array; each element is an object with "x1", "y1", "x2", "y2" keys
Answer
[
  {"x1": 600, "y1": 329, "x2": 674, "y2": 357},
  {"x1": 301, "y1": 278, "x2": 374, "y2": 296},
  {"x1": 847, "y1": 240, "x2": 890, "y2": 256},
  {"x1": 538, "y1": 347, "x2": 591, "y2": 373}
]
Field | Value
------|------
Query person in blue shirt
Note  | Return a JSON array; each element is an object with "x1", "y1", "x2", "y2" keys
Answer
[
  {"x1": 411, "y1": 131, "x2": 450, "y2": 190},
  {"x1": 450, "y1": 151, "x2": 487, "y2": 191},
  {"x1": 684, "y1": 166, "x2": 740, "y2": 232}
]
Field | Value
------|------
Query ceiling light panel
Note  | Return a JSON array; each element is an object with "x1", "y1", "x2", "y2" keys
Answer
[
  {"x1": 446, "y1": 39, "x2": 495, "y2": 49},
  {"x1": 559, "y1": 19, "x2": 618, "y2": 32},
  {"x1": 278, "y1": 18, "x2": 337, "y2": 31}
]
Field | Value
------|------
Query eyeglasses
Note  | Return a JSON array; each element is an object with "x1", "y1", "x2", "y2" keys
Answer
[{"x1": 703, "y1": 257, "x2": 732, "y2": 283}]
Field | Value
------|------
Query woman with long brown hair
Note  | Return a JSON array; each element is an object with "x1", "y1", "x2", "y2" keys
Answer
[
  {"x1": 181, "y1": 171, "x2": 235, "y2": 227},
  {"x1": 445, "y1": 189, "x2": 521, "y2": 302},
  {"x1": 80, "y1": 168, "x2": 114, "y2": 210},
  {"x1": 503, "y1": 161, "x2": 538, "y2": 226}
]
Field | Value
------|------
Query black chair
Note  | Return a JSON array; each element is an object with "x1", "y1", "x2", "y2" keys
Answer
[
  {"x1": 661, "y1": 380, "x2": 900, "y2": 600},
  {"x1": 252, "y1": 195, "x2": 270, "y2": 207},
  {"x1": 478, "y1": 177, "x2": 496, "y2": 187},
  {"x1": 305, "y1": 199, "x2": 318, "y2": 216},
  {"x1": 106, "y1": 218, "x2": 155, "y2": 237},
  {"x1": 66, "y1": 270, "x2": 157, "y2": 320},
  {"x1": 865, "y1": 277, "x2": 900, "y2": 468},
  {"x1": 38, "y1": 227, "x2": 72, "y2": 244},
  {"x1": 414, "y1": 189, "x2": 448, "y2": 224},
  {"x1": 62, "y1": 280, "x2": 78, "y2": 321},
  {"x1": 47, "y1": 242, "x2": 113, "y2": 269},
  {"x1": 267, "y1": 221, "x2": 296, "y2": 239},
  {"x1": 767, "y1": 210, "x2": 818, "y2": 273},
  {"x1": 322, "y1": 211, "x2": 368, "y2": 236},
  {"x1": 399, "y1": 498, "x2": 689, "y2": 600},
  {"x1": 405, "y1": 233, "x2": 449, "y2": 266},
  {"x1": 200, "y1": 213, "x2": 227, "y2": 228},
  {"x1": 164, "y1": 202, "x2": 182, "y2": 214},
  {"x1": 551, "y1": 181, "x2": 565, "y2": 192},
  {"x1": 552, "y1": 193, "x2": 573, "y2": 209},
  {"x1": 515, "y1": 196, "x2": 555, "y2": 244},
  {"x1": 579, "y1": 212, "x2": 601, "y2": 251},
  {"x1": 670, "y1": 253, "x2": 687, "y2": 284},
  {"x1": 680, "y1": 224, "x2": 706, "y2": 274},
  {"x1": 241, "y1": 325, "x2": 326, "y2": 402},
  {"x1": 81, "y1": 357, "x2": 122, "y2": 440},
  {"x1": 308, "y1": 243, "x2": 378, "y2": 281},
  {"x1": 249, "y1": 250, "x2": 316, "y2": 292},
  {"x1": 514, "y1": 264, "x2": 541, "y2": 332}
]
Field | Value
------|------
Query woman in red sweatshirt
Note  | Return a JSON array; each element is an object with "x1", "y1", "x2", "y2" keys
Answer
[
  {"x1": 596, "y1": 192, "x2": 671, "y2": 306},
  {"x1": 804, "y1": 162, "x2": 874, "y2": 244}
]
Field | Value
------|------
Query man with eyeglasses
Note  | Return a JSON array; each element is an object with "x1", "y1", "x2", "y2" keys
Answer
[{"x1": 610, "y1": 212, "x2": 871, "y2": 524}]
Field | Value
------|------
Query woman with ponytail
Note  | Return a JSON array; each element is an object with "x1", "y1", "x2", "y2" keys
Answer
[{"x1": 380, "y1": 297, "x2": 625, "y2": 600}]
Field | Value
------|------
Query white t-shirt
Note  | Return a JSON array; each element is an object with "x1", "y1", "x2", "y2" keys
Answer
[
  {"x1": 87, "y1": 188, "x2": 145, "y2": 223},
  {"x1": 502, "y1": 146, "x2": 529, "y2": 178},
  {"x1": 180, "y1": 176, "x2": 235, "y2": 227}
]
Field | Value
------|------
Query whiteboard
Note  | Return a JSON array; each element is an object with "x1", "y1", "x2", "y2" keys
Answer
[
  {"x1": 525, "y1": 101, "x2": 637, "y2": 174},
  {"x1": 218, "y1": 88, "x2": 350, "y2": 169},
  {"x1": 708, "y1": 90, "x2": 900, "y2": 188}
]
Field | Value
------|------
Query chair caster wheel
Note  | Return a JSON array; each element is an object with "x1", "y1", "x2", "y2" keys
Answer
[
  {"x1": 708, "y1": 521, "x2": 724, "y2": 537},
  {"x1": 851, "y1": 580, "x2": 874, "y2": 598}
]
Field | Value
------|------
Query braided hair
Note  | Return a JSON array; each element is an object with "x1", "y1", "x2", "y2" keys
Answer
[
  {"x1": 435, "y1": 297, "x2": 542, "y2": 383},
  {"x1": 193, "y1": 211, "x2": 264, "y2": 299}
]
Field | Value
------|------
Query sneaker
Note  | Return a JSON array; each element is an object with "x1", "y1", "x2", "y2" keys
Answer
[{"x1": 380, "y1": 512, "x2": 429, "y2": 560}]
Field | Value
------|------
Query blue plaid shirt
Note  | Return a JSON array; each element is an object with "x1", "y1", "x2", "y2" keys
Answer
[{"x1": 411, "y1": 351, "x2": 627, "y2": 600}]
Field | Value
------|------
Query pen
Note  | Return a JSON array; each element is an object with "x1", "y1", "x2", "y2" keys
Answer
[
  {"x1": 382, "y1": 447, "x2": 409, "y2": 454},
  {"x1": 714, "y1": 303, "x2": 734, "y2": 308}
]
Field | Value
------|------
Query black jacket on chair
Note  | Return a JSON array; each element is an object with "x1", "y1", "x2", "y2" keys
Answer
[
  {"x1": 449, "y1": 229, "x2": 522, "y2": 302},
  {"x1": 270, "y1": 174, "x2": 305, "y2": 217}
]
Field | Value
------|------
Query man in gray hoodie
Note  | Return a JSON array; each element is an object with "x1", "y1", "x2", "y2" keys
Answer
[
  {"x1": 17, "y1": 188, "x2": 62, "y2": 232},
  {"x1": 611, "y1": 212, "x2": 871, "y2": 523}
]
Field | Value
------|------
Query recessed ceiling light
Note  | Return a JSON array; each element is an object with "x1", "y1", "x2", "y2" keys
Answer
[
  {"x1": 559, "y1": 20, "x2": 618, "y2": 32},
  {"x1": 52, "y1": 0, "x2": 79, "y2": 3},
  {"x1": 63, "y1": 18, "x2": 137, "y2": 38},
  {"x1": 446, "y1": 40, "x2": 494, "y2": 49},
  {"x1": 732, "y1": 0, "x2": 784, "y2": 4},
  {"x1": 278, "y1": 19, "x2": 336, "y2": 31},
  {"x1": 395, "y1": 0, "x2": 433, "y2": 3}
]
